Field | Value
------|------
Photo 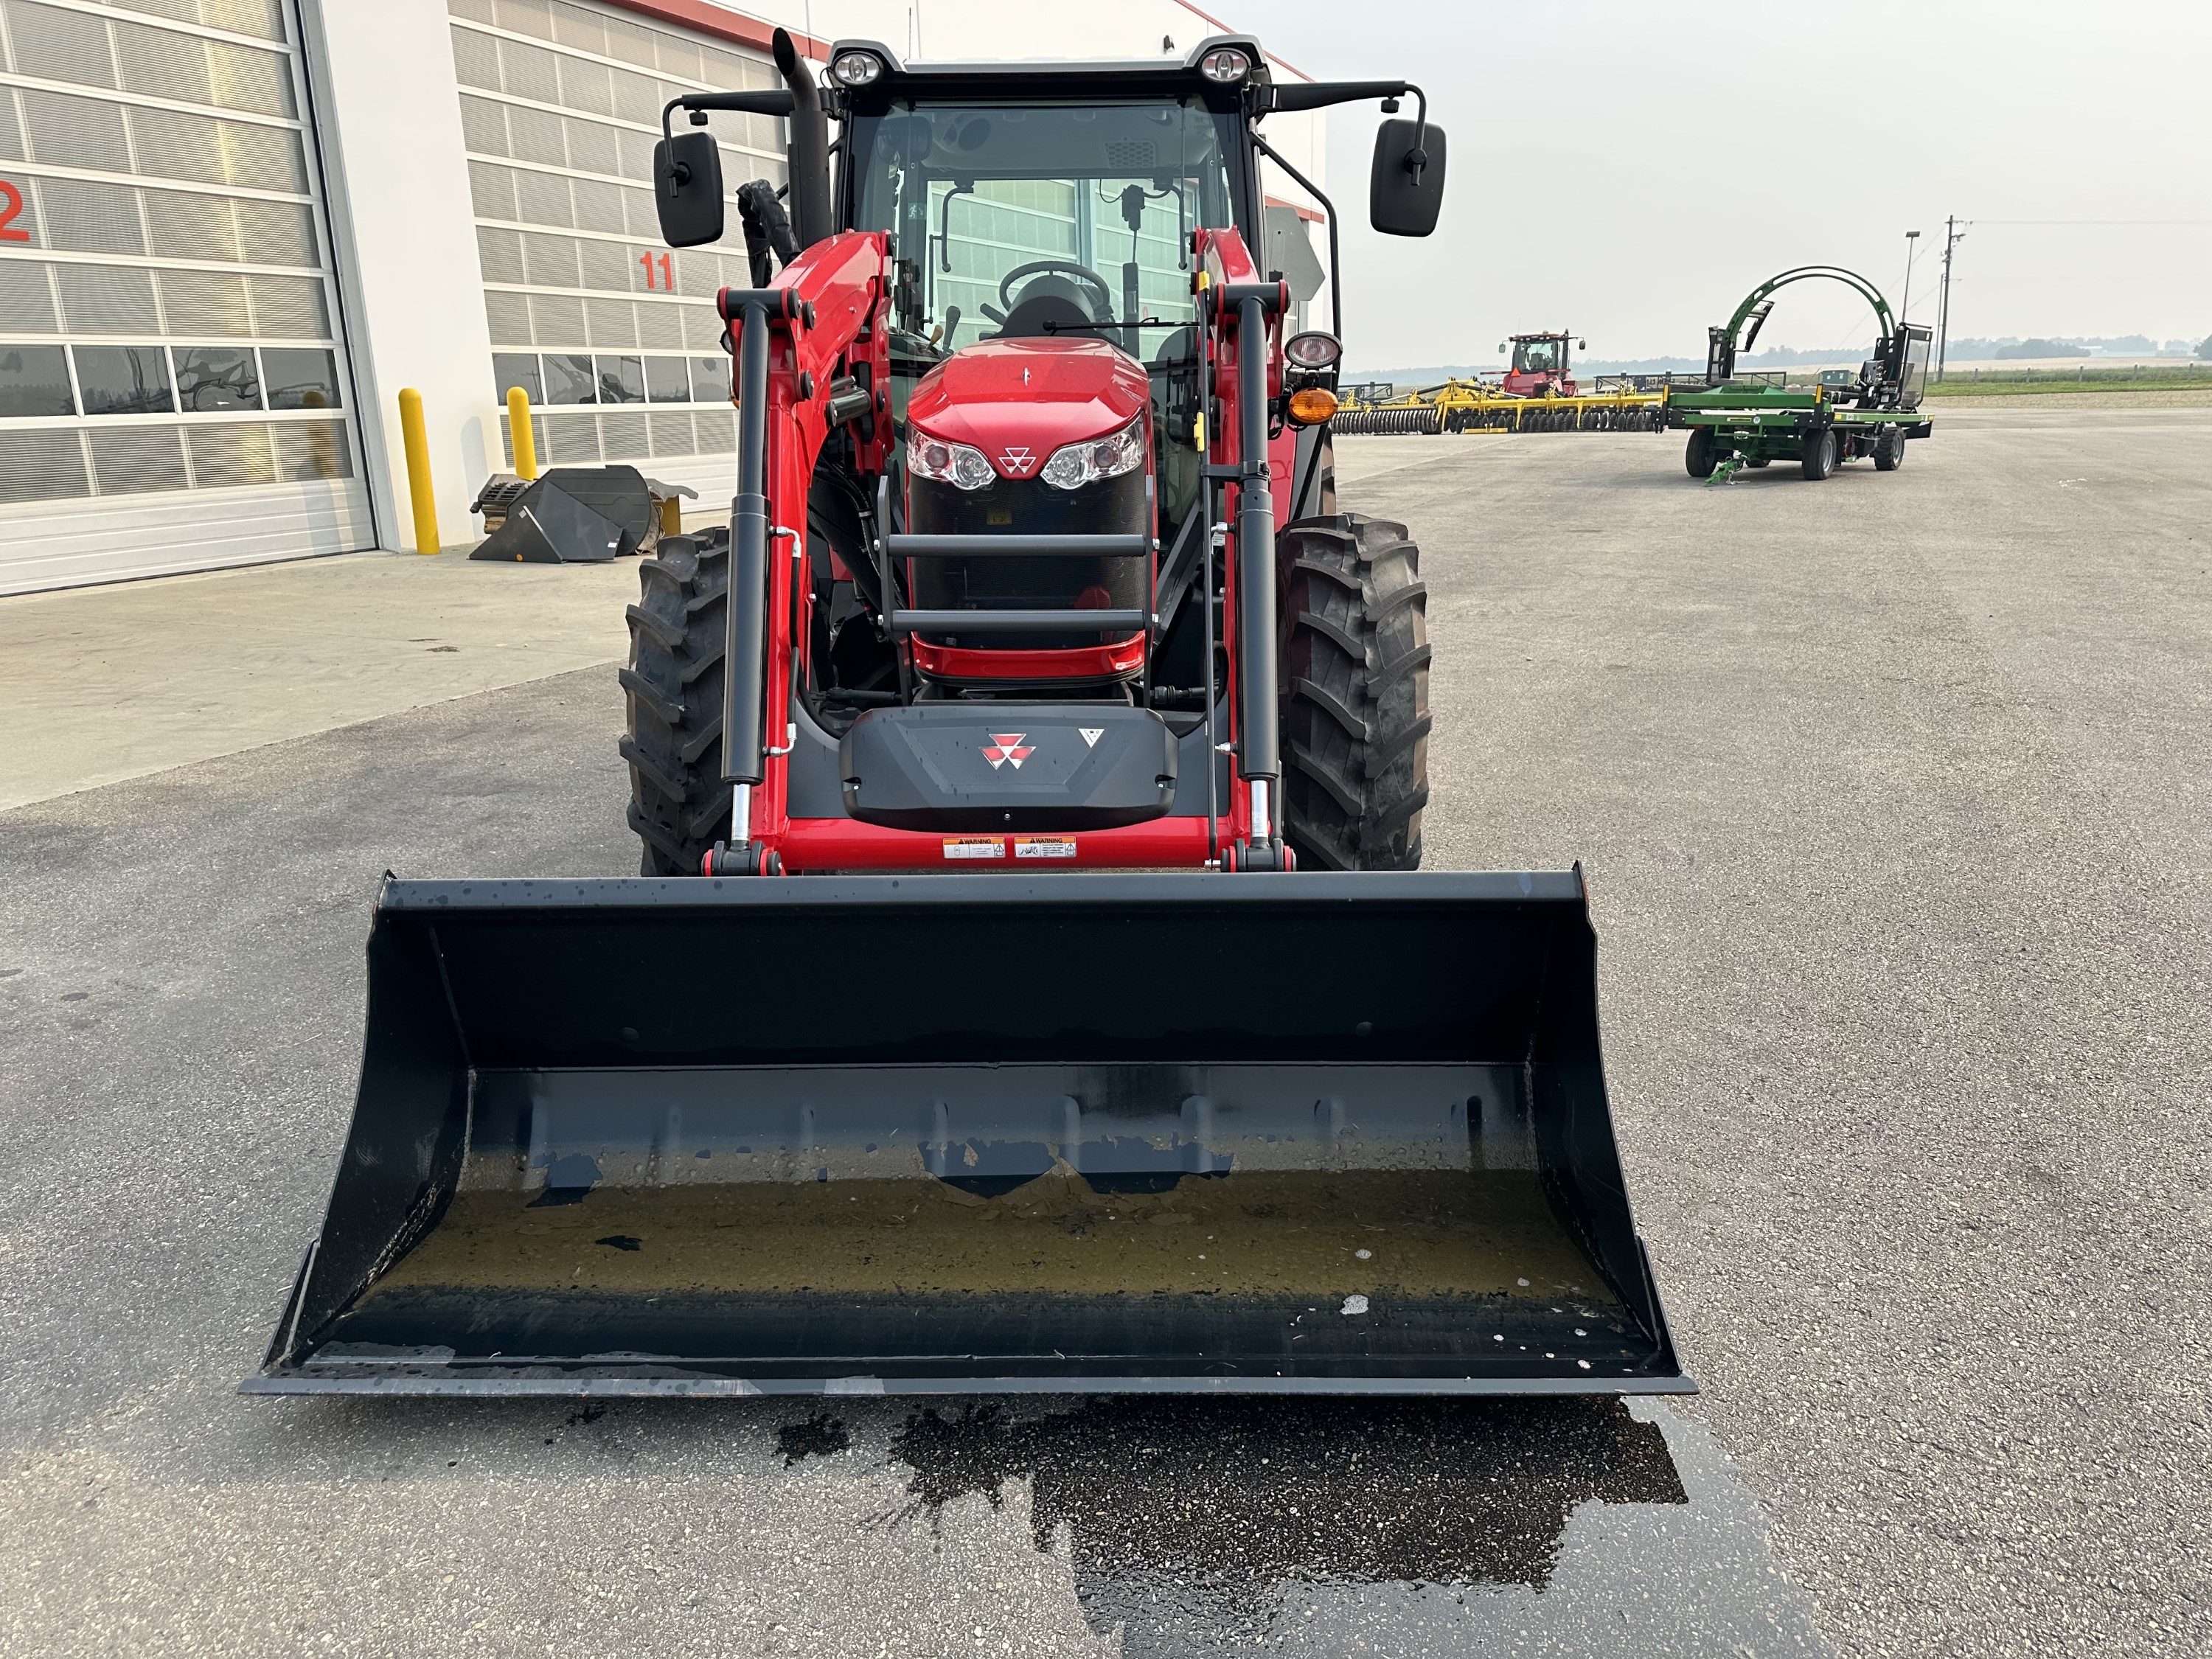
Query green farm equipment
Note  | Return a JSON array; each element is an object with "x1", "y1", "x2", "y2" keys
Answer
[{"x1": 1667, "y1": 266, "x2": 1933, "y2": 482}]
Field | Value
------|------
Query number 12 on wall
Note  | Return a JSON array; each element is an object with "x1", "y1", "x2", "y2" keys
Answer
[
  {"x1": 639, "y1": 251, "x2": 674, "y2": 291},
  {"x1": 0, "y1": 180, "x2": 29, "y2": 243}
]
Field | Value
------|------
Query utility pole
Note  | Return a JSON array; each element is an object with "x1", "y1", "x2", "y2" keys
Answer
[{"x1": 1935, "y1": 216, "x2": 1969, "y2": 382}]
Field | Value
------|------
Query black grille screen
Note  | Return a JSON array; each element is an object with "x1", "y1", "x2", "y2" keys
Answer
[{"x1": 908, "y1": 469, "x2": 1147, "y2": 655}]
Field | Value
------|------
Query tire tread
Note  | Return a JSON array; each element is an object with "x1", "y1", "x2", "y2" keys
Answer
[
  {"x1": 1276, "y1": 513, "x2": 1430, "y2": 871},
  {"x1": 623, "y1": 531, "x2": 734, "y2": 875}
]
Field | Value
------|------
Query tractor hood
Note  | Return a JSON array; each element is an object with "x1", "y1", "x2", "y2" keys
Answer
[{"x1": 909, "y1": 338, "x2": 1150, "y2": 481}]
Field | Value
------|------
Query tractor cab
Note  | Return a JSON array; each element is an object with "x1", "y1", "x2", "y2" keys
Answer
[
  {"x1": 1498, "y1": 331, "x2": 1584, "y2": 397},
  {"x1": 852, "y1": 90, "x2": 1244, "y2": 500},
  {"x1": 844, "y1": 87, "x2": 1244, "y2": 686}
]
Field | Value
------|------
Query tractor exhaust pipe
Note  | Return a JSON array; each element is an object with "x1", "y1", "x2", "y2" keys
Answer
[{"x1": 772, "y1": 29, "x2": 832, "y2": 250}]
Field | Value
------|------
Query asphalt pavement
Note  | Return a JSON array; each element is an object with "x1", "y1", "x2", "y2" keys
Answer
[{"x1": 3, "y1": 403, "x2": 2207, "y2": 1656}]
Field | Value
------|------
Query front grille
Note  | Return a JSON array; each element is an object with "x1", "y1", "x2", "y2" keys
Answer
[{"x1": 907, "y1": 468, "x2": 1147, "y2": 655}]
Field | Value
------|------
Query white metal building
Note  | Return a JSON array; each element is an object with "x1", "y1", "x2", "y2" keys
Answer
[{"x1": 0, "y1": 0, "x2": 1324, "y2": 595}]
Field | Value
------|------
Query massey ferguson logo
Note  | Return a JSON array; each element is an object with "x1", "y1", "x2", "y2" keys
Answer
[
  {"x1": 982, "y1": 732, "x2": 1034, "y2": 770},
  {"x1": 998, "y1": 447, "x2": 1036, "y2": 476}
]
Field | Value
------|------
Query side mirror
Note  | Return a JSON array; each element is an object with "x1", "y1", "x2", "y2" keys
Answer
[
  {"x1": 1496, "y1": 343, "x2": 1507, "y2": 354},
  {"x1": 653, "y1": 131, "x2": 724, "y2": 248},
  {"x1": 1368, "y1": 117, "x2": 1447, "y2": 237}
]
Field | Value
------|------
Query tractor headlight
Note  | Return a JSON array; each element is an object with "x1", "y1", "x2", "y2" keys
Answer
[
  {"x1": 1199, "y1": 46, "x2": 1252, "y2": 84},
  {"x1": 1039, "y1": 417, "x2": 1145, "y2": 490},
  {"x1": 1284, "y1": 331, "x2": 1342, "y2": 371},
  {"x1": 829, "y1": 49, "x2": 884, "y2": 87},
  {"x1": 907, "y1": 428, "x2": 995, "y2": 490}
]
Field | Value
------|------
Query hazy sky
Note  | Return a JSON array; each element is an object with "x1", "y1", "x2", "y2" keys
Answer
[{"x1": 1234, "y1": 1, "x2": 2212, "y2": 369}]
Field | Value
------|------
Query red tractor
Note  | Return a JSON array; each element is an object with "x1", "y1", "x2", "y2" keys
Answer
[
  {"x1": 1497, "y1": 331, "x2": 1585, "y2": 398},
  {"x1": 625, "y1": 33, "x2": 1449, "y2": 877},
  {"x1": 242, "y1": 31, "x2": 1691, "y2": 1403}
]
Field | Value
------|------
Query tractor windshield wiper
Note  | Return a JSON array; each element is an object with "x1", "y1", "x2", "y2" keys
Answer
[{"x1": 1041, "y1": 318, "x2": 1187, "y2": 334}]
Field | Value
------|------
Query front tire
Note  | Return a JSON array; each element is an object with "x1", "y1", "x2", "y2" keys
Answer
[
  {"x1": 1873, "y1": 425, "x2": 1905, "y2": 470},
  {"x1": 621, "y1": 531, "x2": 731, "y2": 875},
  {"x1": 1800, "y1": 426, "x2": 1837, "y2": 480},
  {"x1": 1685, "y1": 427, "x2": 1717, "y2": 479},
  {"x1": 1277, "y1": 515, "x2": 1431, "y2": 871}
]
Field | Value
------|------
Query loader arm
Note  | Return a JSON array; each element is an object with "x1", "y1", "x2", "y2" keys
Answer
[
  {"x1": 714, "y1": 230, "x2": 893, "y2": 858},
  {"x1": 1191, "y1": 228, "x2": 1295, "y2": 858},
  {"x1": 720, "y1": 223, "x2": 1301, "y2": 874}
]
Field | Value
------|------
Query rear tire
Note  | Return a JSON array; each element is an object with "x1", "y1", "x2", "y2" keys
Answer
[
  {"x1": 1277, "y1": 515, "x2": 1432, "y2": 871},
  {"x1": 1685, "y1": 428, "x2": 1717, "y2": 479},
  {"x1": 621, "y1": 531, "x2": 731, "y2": 876},
  {"x1": 1800, "y1": 427, "x2": 1836, "y2": 480},
  {"x1": 1873, "y1": 425, "x2": 1905, "y2": 470}
]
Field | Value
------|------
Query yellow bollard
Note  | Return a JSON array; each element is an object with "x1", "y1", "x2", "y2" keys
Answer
[
  {"x1": 397, "y1": 387, "x2": 439, "y2": 555},
  {"x1": 507, "y1": 385, "x2": 538, "y2": 481}
]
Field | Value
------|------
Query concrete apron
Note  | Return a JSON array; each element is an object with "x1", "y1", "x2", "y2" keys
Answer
[{"x1": 0, "y1": 544, "x2": 640, "y2": 813}]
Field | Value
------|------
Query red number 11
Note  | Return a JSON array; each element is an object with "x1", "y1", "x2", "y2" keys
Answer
[{"x1": 638, "y1": 251, "x2": 674, "y2": 290}]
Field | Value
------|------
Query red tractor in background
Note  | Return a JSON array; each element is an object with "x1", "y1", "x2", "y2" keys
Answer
[
  {"x1": 1497, "y1": 330, "x2": 1586, "y2": 398},
  {"x1": 626, "y1": 32, "x2": 1448, "y2": 877}
]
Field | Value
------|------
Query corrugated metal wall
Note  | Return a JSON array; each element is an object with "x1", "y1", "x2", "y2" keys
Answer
[
  {"x1": 0, "y1": 0, "x2": 372, "y2": 594},
  {"x1": 448, "y1": 0, "x2": 783, "y2": 481}
]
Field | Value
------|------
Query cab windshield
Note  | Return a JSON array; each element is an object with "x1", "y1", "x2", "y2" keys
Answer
[
  {"x1": 850, "y1": 99, "x2": 1242, "y2": 360},
  {"x1": 1512, "y1": 338, "x2": 1561, "y2": 374},
  {"x1": 849, "y1": 97, "x2": 1244, "y2": 529}
]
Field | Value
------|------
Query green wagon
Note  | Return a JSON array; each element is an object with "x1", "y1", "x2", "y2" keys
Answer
[{"x1": 1665, "y1": 265, "x2": 1933, "y2": 481}]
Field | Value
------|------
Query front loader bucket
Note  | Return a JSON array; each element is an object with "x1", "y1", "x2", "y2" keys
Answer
[{"x1": 248, "y1": 874, "x2": 1689, "y2": 1397}]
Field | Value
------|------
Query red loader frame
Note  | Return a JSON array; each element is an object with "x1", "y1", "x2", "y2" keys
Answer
[{"x1": 707, "y1": 226, "x2": 1295, "y2": 876}]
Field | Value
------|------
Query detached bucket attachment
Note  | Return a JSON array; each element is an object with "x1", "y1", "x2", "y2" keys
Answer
[{"x1": 248, "y1": 874, "x2": 1689, "y2": 1397}]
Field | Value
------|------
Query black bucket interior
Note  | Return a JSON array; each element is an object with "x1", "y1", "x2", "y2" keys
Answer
[{"x1": 254, "y1": 874, "x2": 1686, "y2": 1395}]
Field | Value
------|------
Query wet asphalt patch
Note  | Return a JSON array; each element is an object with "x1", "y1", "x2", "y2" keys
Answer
[
  {"x1": 868, "y1": 1394, "x2": 1829, "y2": 1656},
  {"x1": 779, "y1": 1411, "x2": 855, "y2": 1467}
]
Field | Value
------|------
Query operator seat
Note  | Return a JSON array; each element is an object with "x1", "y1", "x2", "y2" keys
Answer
[{"x1": 995, "y1": 274, "x2": 1098, "y2": 340}]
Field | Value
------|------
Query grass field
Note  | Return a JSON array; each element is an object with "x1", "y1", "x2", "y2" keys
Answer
[{"x1": 1923, "y1": 365, "x2": 2211, "y2": 397}]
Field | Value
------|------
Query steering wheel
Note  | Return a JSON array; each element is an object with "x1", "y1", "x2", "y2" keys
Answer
[{"x1": 986, "y1": 259, "x2": 1115, "y2": 327}]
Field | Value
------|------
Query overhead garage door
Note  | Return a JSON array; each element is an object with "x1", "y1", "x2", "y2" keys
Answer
[
  {"x1": 448, "y1": 0, "x2": 785, "y2": 500},
  {"x1": 0, "y1": 0, "x2": 372, "y2": 596}
]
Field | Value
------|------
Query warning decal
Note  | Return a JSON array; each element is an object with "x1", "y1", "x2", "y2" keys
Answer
[
  {"x1": 942, "y1": 837, "x2": 1006, "y2": 860},
  {"x1": 1014, "y1": 836, "x2": 1078, "y2": 860}
]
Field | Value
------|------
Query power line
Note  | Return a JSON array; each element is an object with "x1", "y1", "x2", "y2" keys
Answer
[{"x1": 1967, "y1": 219, "x2": 2212, "y2": 226}]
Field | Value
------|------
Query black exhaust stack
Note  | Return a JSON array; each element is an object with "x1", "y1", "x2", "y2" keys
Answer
[{"x1": 773, "y1": 29, "x2": 832, "y2": 248}]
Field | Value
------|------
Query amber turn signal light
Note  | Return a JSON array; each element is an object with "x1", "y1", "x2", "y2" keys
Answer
[{"x1": 1286, "y1": 386, "x2": 1339, "y2": 425}]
